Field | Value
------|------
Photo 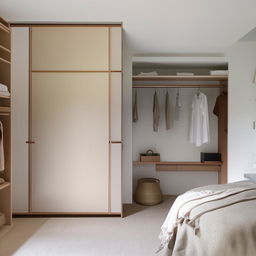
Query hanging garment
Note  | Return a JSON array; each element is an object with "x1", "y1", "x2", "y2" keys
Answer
[
  {"x1": 175, "y1": 90, "x2": 182, "y2": 121},
  {"x1": 165, "y1": 91, "x2": 173, "y2": 130},
  {"x1": 0, "y1": 121, "x2": 4, "y2": 171},
  {"x1": 153, "y1": 91, "x2": 160, "y2": 132},
  {"x1": 189, "y1": 92, "x2": 210, "y2": 147},
  {"x1": 133, "y1": 89, "x2": 138, "y2": 123}
]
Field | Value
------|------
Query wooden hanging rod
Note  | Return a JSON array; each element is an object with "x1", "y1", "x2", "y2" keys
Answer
[{"x1": 133, "y1": 84, "x2": 226, "y2": 89}]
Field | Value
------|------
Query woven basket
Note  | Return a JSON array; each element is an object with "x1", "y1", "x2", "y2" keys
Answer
[{"x1": 134, "y1": 178, "x2": 163, "y2": 206}]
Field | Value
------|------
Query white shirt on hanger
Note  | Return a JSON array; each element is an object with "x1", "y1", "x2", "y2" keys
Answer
[{"x1": 189, "y1": 92, "x2": 210, "y2": 147}]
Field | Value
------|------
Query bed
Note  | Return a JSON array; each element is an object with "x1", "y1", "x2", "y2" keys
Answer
[{"x1": 158, "y1": 180, "x2": 256, "y2": 256}]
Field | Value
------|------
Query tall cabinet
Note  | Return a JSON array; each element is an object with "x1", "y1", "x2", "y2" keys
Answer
[{"x1": 11, "y1": 24, "x2": 122, "y2": 215}]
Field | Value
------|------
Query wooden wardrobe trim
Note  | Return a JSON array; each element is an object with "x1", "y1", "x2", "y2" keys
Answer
[
  {"x1": 11, "y1": 24, "x2": 122, "y2": 28},
  {"x1": 31, "y1": 70, "x2": 122, "y2": 73},
  {"x1": 13, "y1": 212, "x2": 121, "y2": 216},
  {"x1": 26, "y1": 24, "x2": 122, "y2": 215},
  {"x1": 28, "y1": 26, "x2": 32, "y2": 212},
  {"x1": 108, "y1": 27, "x2": 111, "y2": 213}
]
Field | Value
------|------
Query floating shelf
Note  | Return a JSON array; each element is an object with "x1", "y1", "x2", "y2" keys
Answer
[
  {"x1": 132, "y1": 75, "x2": 228, "y2": 88},
  {"x1": 133, "y1": 83, "x2": 226, "y2": 89},
  {"x1": 134, "y1": 161, "x2": 222, "y2": 165},
  {"x1": 0, "y1": 182, "x2": 10, "y2": 191},
  {"x1": 134, "y1": 161, "x2": 222, "y2": 172},
  {"x1": 133, "y1": 75, "x2": 228, "y2": 81}
]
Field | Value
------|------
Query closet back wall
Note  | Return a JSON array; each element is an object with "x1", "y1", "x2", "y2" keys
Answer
[{"x1": 133, "y1": 87, "x2": 219, "y2": 195}]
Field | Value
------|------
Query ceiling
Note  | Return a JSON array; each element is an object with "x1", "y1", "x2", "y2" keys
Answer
[{"x1": 1, "y1": 0, "x2": 256, "y2": 55}]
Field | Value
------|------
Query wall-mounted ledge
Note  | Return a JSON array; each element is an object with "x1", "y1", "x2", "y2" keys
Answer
[{"x1": 133, "y1": 161, "x2": 222, "y2": 172}]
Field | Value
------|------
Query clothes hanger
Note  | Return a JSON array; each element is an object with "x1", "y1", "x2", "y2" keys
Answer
[{"x1": 196, "y1": 87, "x2": 201, "y2": 97}]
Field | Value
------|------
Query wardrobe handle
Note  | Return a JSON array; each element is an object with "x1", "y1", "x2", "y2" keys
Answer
[{"x1": 26, "y1": 141, "x2": 35, "y2": 144}]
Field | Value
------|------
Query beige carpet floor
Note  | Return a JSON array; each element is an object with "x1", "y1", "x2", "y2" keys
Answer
[{"x1": 0, "y1": 196, "x2": 175, "y2": 256}]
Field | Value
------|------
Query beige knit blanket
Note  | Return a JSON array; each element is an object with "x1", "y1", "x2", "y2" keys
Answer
[{"x1": 158, "y1": 181, "x2": 256, "y2": 256}]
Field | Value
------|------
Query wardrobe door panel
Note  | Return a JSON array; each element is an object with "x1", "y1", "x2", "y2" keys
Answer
[
  {"x1": 11, "y1": 27, "x2": 29, "y2": 213},
  {"x1": 31, "y1": 73, "x2": 109, "y2": 212},
  {"x1": 111, "y1": 72, "x2": 122, "y2": 142},
  {"x1": 110, "y1": 27, "x2": 122, "y2": 71},
  {"x1": 32, "y1": 27, "x2": 109, "y2": 71},
  {"x1": 111, "y1": 143, "x2": 122, "y2": 213}
]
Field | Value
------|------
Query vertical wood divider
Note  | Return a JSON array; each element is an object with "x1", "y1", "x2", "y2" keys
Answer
[
  {"x1": 28, "y1": 26, "x2": 32, "y2": 212},
  {"x1": 108, "y1": 27, "x2": 111, "y2": 213}
]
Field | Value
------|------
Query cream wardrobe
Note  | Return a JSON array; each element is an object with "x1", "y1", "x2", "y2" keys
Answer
[{"x1": 11, "y1": 24, "x2": 122, "y2": 215}]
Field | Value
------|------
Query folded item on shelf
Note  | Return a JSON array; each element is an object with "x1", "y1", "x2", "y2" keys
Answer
[
  {"x1": 0, "y1": 177, "x2": 5, "y2": 184},
  {"x1": 0, "y1": 91, "x2": 10, "y2": 97},
  {"x1": 210, "y1": 70, "x2": 228, "y2": 76},
  {"x1": 176, "y1": 72, "x2": 194, "y2": 76},
  {"x1": 0, "y1": 83, "x2": 9, "y2": 92},
  {"x1": 138, "y1": 71, "x2": 158, "y2": 76},
  {"x1": 0, "y1": 212, "x2": 6, "y2": 227}
]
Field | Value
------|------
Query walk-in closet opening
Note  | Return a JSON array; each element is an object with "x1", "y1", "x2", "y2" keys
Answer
[{"x1": 132, "y1": 58, "x2": 228, "y2": 197}]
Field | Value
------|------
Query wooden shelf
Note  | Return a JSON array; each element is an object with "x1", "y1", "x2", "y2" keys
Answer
[
  {"x1": 133, "y1": 84, "x2": 226, "y2": 89},
  {"x1": 133, "y1": 75, "x2": 228, "y2": 81},
  {"x1": 0, "y1": 182, "x2": 10, "y2": 191},
  {"x1": 0, "y1": 94, "x2": 10, "y2": 99},
  {"x1": 133, "y1": 75, "x2": 228, "y2": 88},
  {"x1": 0, "y1": 24, "x2": 10, "y2": 34},
  {"x1": 0, "y1": 57, "x2": 10, "y2": 65},
  {"x1": 0, "y1": 107, "x2": 11, "y2": 113},
  {"x1": 0, "y1": 22, "x2": 10, "y2": 34},
  {"x1": 0, "y1": 45, "x2": 11, "y2": 54},
  {"x1": 133, "y1": 161, "x2": 222, "y2": 165},
  {"x1": 134, "y1": 161, "x2": 222, "y2": 172}
]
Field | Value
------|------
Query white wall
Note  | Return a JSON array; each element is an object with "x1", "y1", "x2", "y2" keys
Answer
[
  {"x1": 228, "y1": 42, "x2": 256, "y2": 182},
  {"x1": 133, "y1": 87, "x2": 219, "y2": 195},
  {"x1": 122, "y1": 33, "x2": 133, "y2": 203}
]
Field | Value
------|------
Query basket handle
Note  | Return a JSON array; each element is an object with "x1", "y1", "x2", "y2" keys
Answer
[{"x1": 146, "y1": 149, "x2": 154, "y2": 155}]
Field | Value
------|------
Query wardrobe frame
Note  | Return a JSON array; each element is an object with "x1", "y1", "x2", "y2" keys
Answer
[{"x1": 11, "y1": 23, "x2": 123, "y2": 217}]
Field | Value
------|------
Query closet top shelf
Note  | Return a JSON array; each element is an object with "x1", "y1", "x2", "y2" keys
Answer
[{"x1": 133, "y1": 75, "x2": 228, "y2": 81}]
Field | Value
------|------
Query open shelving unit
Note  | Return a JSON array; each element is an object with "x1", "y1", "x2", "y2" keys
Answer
[
  {"x1": 132, "y1": 70, "x2": 228, "y2": 184},
  {"x1": 0, "y1": 16, "x2": 12, "y2": 230}
]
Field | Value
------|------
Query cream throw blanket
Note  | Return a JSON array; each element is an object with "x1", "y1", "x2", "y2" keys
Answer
[{"x1": 158, "y1": 181, "x2": 256, "y2": 253}]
